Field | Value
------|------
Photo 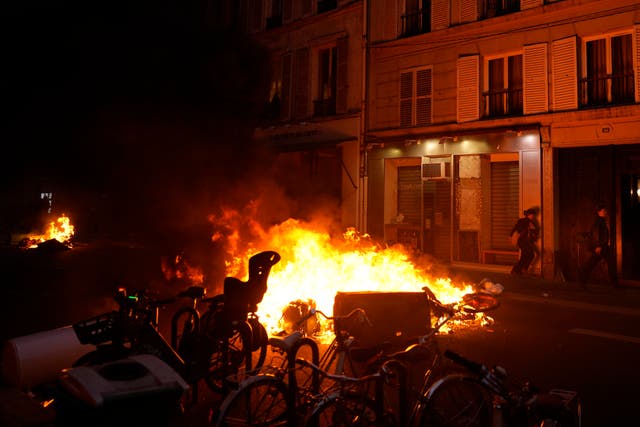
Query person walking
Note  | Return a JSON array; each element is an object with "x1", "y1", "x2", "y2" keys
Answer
[
  {"x1": 509, "y1": 208, "x2": 540, "y2": 276},
  {"x1": 579, "y1": 204, "x2": 618, "y2": 288}
]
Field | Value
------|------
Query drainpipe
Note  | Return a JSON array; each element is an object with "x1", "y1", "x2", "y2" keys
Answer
[{"x1": 358, "y1": 0, "x2": 369, "y2": 233}]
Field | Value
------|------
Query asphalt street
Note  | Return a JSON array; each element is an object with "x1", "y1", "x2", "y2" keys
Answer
[{"x1": 1, "y1": 242, "x2": 638, "y2": 426}]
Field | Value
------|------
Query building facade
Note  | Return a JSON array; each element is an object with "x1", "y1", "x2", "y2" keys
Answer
[{"x1": 220, "y1": 0, "x2": 640, "y2": 287}]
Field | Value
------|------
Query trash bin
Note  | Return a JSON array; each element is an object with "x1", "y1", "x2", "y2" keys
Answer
[
  {"x1": 1, "y1": 325, "x2": 95, "y2": 388},
  {"x1": 55, "y1": 354, "x2": 189, "y2": 427}
]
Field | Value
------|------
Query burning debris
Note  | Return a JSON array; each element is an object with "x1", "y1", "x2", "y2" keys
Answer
[
  {"x1": 18, "y1": 214, "x2": 75, "y2": 250},
  {"x1": 206, "y1": 212, "x2": 494, "y2": 340}
]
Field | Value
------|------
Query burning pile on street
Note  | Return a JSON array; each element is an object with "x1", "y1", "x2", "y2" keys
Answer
[
  {"x1": 208, "y1": 211, "x2": 492, "y2": 340},
  {"x1": 18, "y1": 214, "x2": 75, "y2": 249}
]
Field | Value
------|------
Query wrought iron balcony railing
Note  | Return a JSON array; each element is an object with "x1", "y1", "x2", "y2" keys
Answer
[
  {"x1": 482, "y1": 87, "x2": 523, "y2": 117},
  {"x1": 579, "y1": 72, "x2": 635, "y2": 107}
]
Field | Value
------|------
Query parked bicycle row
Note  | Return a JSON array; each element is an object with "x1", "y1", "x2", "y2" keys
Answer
[{"x1": 1, "y1": 249, "x2": 582, "y2": 426}]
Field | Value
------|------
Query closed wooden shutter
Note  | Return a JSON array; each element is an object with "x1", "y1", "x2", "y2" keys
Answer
[
  {"x1": 301, "y1": 0, "x2": 312, "y2": 16},
  {"x1": 521, "y1": 0, "x2": 542, "y2": 10},
  {"x1": 400, "y1": 72, "x2": 413, "y2": 127},
  {"x1": 490, "y1": 161, "x2": 520, "y2": 250},
  {"x1": 459, "y1": 0, "x2": 478, "y2": 24},
  {"x1": 523, "y1": 43, "x2": 548, "y2": 114},
  {"x1": 283, "y1": 0, "x2": 293, "y2": 22},
  {"x1": 416, "y1": 68, "x2": 433, "y2": 125},
  {"x1": 281, "y1": 53, "x2": 292, "y2": 120},
  {"x1": 635, "y1": 25, "x2": 640, "y2": 103},
  {"x1": 293, "y1": 48, "x2": 309, "y2": 119},
  {"x1": 432, "y1": 0, "x2": 450, "y2": 31},
  {"x1": 457, "y1": 55, "x2": 480, "y2": 122},
  {"x1": 423, "y1": 179, "x2": 451, "y2": 260},
  {"x1": 552, "y1": 36, "x2": 578, "y2": 111},
  {"x1": 336, "y1": 36, "x2": 349, "y2": 114}
]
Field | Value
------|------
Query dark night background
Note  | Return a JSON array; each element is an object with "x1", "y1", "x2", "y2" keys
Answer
[{"x1": 1, "y1": 1, "x2": 274, "y2": 251}]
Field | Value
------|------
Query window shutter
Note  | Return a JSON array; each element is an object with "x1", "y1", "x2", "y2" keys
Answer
[
  {"x1": 250, "y1": 0, "x2": 263, "y2": 31},
  {"x1": 336, "y1": 37, "x2": 349, "y2": 114},
  {"x1": 551, "y1": 36, "x2": 578, "y2": 111},
  {"x1": 293, "y1": 48, "x2": 309, "y2": 119},
  {"x1": 459, "y1": 0, "x2": 478, "y2": 24},
  {"x1": 283, "y1": 0, "x2": 293, "y2": 22},
  {"x1": 431, "y1": 0, "x2": 450, "y2": 31},
  {"x1": 523, "y1": 43, "x2": 548, "y2": 114},
  {"x1": 520, "y1": 0, "x2": 542, "y2": 10},
  {"x1": 301, "y1": 0, "x2": 312, "y2": 16},
  {"x1": 416, "y1": 68, "x2": 433, "y2": 125},
  {"x1": 457, "y1": 55, "x2": 480, "y2": 123},
  {"x1": 400, "y1": 72, "x2": 413, "y2": 127},
  {"x1": 635, "y1": 24, "x2": 640, "y2": 103},
  {"x1": 281, "y1": 53, "x2": 292, "y2": 120}
]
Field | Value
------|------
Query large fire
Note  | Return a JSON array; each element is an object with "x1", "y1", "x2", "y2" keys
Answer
[
  {"x1": 21, "y1": 214, "x2": 75, "y2": 249},
  {"x1": 210, "y1": 214, "x2": 485, "y2": 340}
]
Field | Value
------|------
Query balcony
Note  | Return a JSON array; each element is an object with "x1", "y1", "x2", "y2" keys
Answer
[
  {"x1": 401, "y1": 8, "x2": 431, "y2": 37},
  {"x1": 313, "y1": 97, "x2": 336, "y2": 117},
  {"x1": 579, "y1": 72, "x2": 635, "y2": 107},
  {"x1": 482, "y1": 87, "x2": 523, "y2": 117}
]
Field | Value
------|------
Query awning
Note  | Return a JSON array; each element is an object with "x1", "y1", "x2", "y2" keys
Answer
[{"x1": 254, "y1": 123, "x2": 357, "y2": 152}]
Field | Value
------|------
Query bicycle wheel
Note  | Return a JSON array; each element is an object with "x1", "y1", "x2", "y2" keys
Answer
[
  {"x1": 214, "y1": 375, "x2": 289, "y2": 426},
  {"x1": 461, "y1": 292, "x2": 500, "y2": 313},
  {"x1": 305, "y1": 391, "x2": 380, "y2": 427},
  {"x1": 202, "y1": 310, "x2": 266, "y2": 394},
  {"x1": 418, "y1": 375, "x2": 492, "y2": 427}
]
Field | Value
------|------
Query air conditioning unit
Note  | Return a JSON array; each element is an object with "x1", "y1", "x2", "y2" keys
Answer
[{"x1": 422, "y1": 161, "x2": 451, "y2": 180}]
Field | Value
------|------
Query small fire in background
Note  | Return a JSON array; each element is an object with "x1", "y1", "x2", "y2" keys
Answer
[
  {"x1": 209, "y1": 211, "x2": 490, "y2": 340},
  {"x1": 20, "y1": 214, "x2": 75, "y2": 249}
]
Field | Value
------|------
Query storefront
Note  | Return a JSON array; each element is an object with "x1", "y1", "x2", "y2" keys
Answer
[{"x1": 366, "y1": 128, "x2": 541, "y2": 271}]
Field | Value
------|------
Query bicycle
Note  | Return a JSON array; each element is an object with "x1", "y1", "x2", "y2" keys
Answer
[
  {"x1": 70, "y1": 250, "x2": 280, "y2": 400},
  {"x1": 212, "y1": 307, "x2": 376, "y2": 426},
  {"x1": 303, "y1": 289, "x2": 501, "y2": 427},
  {"x1": 420, "y1": 349, "x2": 582, "y2": 427},
  {"x1": 213, "y1": 288, "x2": 500, "y2": 426}
]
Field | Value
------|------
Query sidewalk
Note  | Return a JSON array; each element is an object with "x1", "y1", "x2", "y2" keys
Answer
[{"x1": 448, "y1": 264, "x2": 640, "y2": 315}]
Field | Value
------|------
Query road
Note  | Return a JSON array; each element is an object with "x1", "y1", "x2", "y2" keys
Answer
[
  {"x1": 1, "y1": 242, "x2": 639, "y2": 426},
  {"x1": 438, "y1": 289, "x2": 640, "y2": 427}
]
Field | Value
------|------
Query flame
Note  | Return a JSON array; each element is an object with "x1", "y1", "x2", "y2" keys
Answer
[
  {"x1": 161, "y1": 253, "x2": 204, "y2": 285},
  {"x1": 23, "y1": 214, "x2": 75, "y2": 248},
  {"x1": 209, "y1": 214, "x2": 485, "y2": 341}
]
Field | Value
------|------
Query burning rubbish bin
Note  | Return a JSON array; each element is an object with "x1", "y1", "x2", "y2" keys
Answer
[{"x1": 55, "y1": 354, "x2": 189, "y2": 427}]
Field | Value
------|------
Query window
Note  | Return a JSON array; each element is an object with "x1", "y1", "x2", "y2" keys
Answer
[
  {"x1": 314, "y1": 46, "x2": 337, "y2": 117},
  {"x1": 401, "y1": 0, "x2": 431, "y2": 37},
  {"x1": 581, "y1": 33, "x2": 634, "y2": 107},
  {"x1": 484, "y1": 53, "x2": 523, "y2": 117},
  {"x1": 400, "y1": 67, "x2": 433, "y2": 127},
  {"x1": 484, "y1": 0, "x2": 520, "y2": 18},
  {"x1": 264, "y1": 58, "x2": 283, "y2": 121},
  {"x1": 266, "y1": 0, "x2": 283, "y2": 28}
]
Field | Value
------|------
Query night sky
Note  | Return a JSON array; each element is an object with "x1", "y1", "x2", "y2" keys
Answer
[{"x1": 1, "y1": 1, "x2": 273, "y2": 244}]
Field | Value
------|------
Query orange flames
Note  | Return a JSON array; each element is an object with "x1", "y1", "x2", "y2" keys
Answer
[
  {"x1": 209, "y1": 212, "x2": 482, "y2": 340},
  {"x1": 22, "y1": 214, "x2": 75, "y2": 248}
]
